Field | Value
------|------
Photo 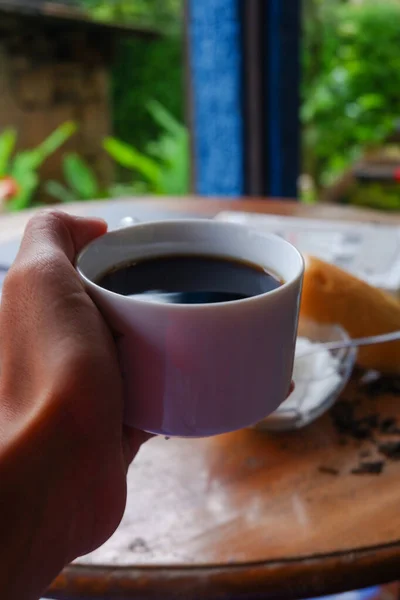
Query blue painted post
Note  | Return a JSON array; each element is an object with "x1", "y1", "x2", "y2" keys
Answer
[
  {"x1": 186, "y1": 0, "x2": 301, "y2": 199},
  {"x1": 186, "y1": 0, "x2": 245, "y2": 196}
]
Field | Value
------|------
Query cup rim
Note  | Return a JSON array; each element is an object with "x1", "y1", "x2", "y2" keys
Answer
[{"x1": 76, "y1": 219, "x2": 305, "y2": 310}]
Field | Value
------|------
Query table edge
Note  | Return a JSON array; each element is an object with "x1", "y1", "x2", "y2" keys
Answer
[{"x1": 49, "y1": 539, "x2": 400, "y2": 599}]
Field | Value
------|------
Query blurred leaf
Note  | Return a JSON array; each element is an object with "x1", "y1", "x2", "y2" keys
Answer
[
  {"x1": 0, "y1": 129, "x2": 17, "y2": 177},
  {"x1": 350, "y1": 183, "x2": 400, "y2": 211},
  {"x1": 109, "y1": 182, "x2": 147, "y2": 197},
  {"x1": 45, "y1": 180, "x2": 77, "y2": 204},
  {"x1": 11, "y1": 152, "x2": 40, "y2": 175},
  {"x1": 358, "y1": 94, "x2": 385, "y2": 111},
  {"x1": 78, "y1": 0, "x2": 182, "y2": 32},
  {"x1": 2, "y1": 121, "x2": 79, "y2": 211},
  {"x1": 9, "y1": 122, "x2": 77, "y2": 175},
  {"x1": 7, "y1": 171, "x2": 39, "y2": 211},
  {"x1": 103, "y1": 137, "x2": 163, "y2": 191},
  {"x1": 63, "y1": 153, "x2": 99, "y2": 200},
  {"x1": 104, "y1": 100, "x2": 189, "y2": 196},
  {"x1": 32, "y1": 121, "x2": 78, "y2": 169},
  {"x1": 147, "y1": 100, "x2": 185, "y2": 137}
]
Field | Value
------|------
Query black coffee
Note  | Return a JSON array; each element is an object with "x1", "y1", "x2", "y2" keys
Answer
[{"x1": 96, "y1": 254, "x2": 282, "y2": 304}]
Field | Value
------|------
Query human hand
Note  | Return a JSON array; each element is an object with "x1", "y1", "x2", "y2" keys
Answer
[{"x1": 0, "y1": 211, "x2": 149, "y2": 600}]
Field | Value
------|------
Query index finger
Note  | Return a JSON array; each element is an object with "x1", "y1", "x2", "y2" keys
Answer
[
  {"x1": 2, "y1": 210, "x2": 107, "y2": 323},
  {"x1": 0, "y1": 211, "x2": 109, "y2": 371},
  {"x1": 17, "y1": 210, "x2": 107, "y2": 266},
  {"x1": 0, "y1": 212, "x2": 122, "y2": 460}
]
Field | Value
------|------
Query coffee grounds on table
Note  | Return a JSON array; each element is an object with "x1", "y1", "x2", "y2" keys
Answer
[
  {"x1": 362, "y1": 376, "x2": 400, "y2": 398},
  {"x1": 331, "y1": 401, "x2": 376, "y2": 440},
  {"x1": 380, "y1": 418, "x2": 400, "y2": 435},
  {"x1": 318, "y1": 466, "x2": 339, "y2": 476},
  {"x1": 351, "y1": 461, "x2": 385, "y2": 475},
  {"x1": 377, "y1": 441, "x2": 400, "y2": 460},
  {"x1": 328, "y1": 376, "x2": 400, "y2": 475}
]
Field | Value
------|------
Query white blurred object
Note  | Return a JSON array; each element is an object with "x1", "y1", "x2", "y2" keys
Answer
[
  {"x1": 281, "y1": 337, "x2": 342, "y2": 414},
  {"x1": 119, "y1": 216, "x2": 139, "y2": 229},
  {"x1": 215, "y1": 211, "x2": 400, "y2": 291},
  {"x1": 254, "y1": 320, "x2": 357, "y2": 431}
]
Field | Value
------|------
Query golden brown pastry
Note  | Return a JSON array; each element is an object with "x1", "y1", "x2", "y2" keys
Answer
[{"x1": 300, "y1": 255, "x2": 400, "y2": 374}]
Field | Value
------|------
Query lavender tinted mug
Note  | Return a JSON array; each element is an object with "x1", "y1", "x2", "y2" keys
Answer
[{"x1": 76, "y1": 219, "x2": 304, "y2": 437}]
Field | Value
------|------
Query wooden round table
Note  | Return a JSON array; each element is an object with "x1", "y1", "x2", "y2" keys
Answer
[{"x1": 2, "y1": 198, "x2": 400, "y2": 600}]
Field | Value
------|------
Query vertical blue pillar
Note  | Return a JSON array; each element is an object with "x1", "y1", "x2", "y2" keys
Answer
[
  {"x1": 186, "y1": 0, "x2": 245, "y2": 196},
  {"x1": 186, "y1": 0, "x2": 301, "y2": 199}
]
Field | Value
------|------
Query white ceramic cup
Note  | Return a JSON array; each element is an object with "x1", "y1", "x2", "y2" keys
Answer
[{"x1": 76, "y1": 219, "x2": 304, "y2": 438}]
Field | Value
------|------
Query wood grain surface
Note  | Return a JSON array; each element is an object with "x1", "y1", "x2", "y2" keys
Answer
[{"x1": 1, "y1": 197, "x2": 400, "y2": 600}]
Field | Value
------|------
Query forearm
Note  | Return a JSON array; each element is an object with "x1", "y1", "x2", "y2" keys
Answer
[
  {"x1": 0, "y1": 394, "x2": 78, "y2": 600},
  {"x1": 0, "y1": 212, "x2": 132, "y2": 600}
]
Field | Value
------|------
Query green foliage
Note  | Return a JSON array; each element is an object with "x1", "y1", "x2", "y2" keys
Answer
[
  {"x1": 0, "y1": 129, "x2": 17, "y2": 177},
  {"x1": 303, "y1": 0, "x2": 400, "y2": 189},
  {"x1": 63, "y1": 154, "x2": 99, "y2": 199},
  {"x1": 111, "y1": 35, "x2": 184, "y2": 153},
  {"x1": 78, "y1": 0, "x2": 182, "y2": 32},
  {"x1": 77, "y1": 0, "x2": 184, "y2": 154},
  {"x1": 104, "y1": 138, "x2": 164, "y2": 193},
  {"x1": 45, "y1": 180, "x2": 76, "y2": 204},
  {"x1": 46, "y1": 153, "x2": 107, "y2": 203},
  {"x1": 104, "y1": 100, "x2": 189, "y2": 195},
  {"x1": 0, "y1": 122, "x2": 77, "y2": 211},
  {"x1": 347, "y1": 183, "x2": 400, "y2": 211}
]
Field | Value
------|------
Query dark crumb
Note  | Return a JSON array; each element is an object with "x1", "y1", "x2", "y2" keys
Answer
[
  {"x1": 362, "y1": 377, "x2": 400, "y2": 398},
  {"x1": 378, "y1": 441, "x2": 400, "y2": 460},
  {"x1": 351, "y1": 424, "x2": 372, "y2": 440},
  {"x1": 353, "y1": 426, "x2": 373, "y2": 440},
  {"x1": 318, "y1": 466, "x2": 339, "y2": 476},
  {"x1": 128, "y1": 538, "x2": 150, "y2": 553},
  {"x1": 331, "y1": 401, "x2": 374, "y2": 440},
  {"x1": 354, "y1": 396, "x2": 365, "y2": 404},
  {"x1": 359, "y1": 449, "x2": 371, "y2": 459},
  {"x1": 331, "y1": 400, "x2": 389, "y2": 442},
  {"x1": 331, "y1": 400, "x2": 354, "y2": 425},
  {"x1": 331, "y1": 401, "x2": 356, "y2": 433},
  {"x1": 338, "y1": 438, "x2": 348, "y2": 446},
  {"x1": 359, "y1": 414, "x2": 379, "y2": 429},
  {"x1": 380, "y1": 418, "x2": 400, "y2": 435},
  {"x1": 380, "y1": 417, "x2": 396, "y2": 432},
  {"x1": 351, "y1": 461, "x2": 385, "y2": 475}
]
